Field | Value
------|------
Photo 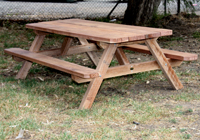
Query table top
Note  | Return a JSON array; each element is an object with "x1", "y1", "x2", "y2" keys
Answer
[{"x1": 26, "y1": 19, "x2": 172, "y2": 43}]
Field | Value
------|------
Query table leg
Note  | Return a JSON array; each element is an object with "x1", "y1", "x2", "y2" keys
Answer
[
  {"x1": 79, "y1": 44, "x2": 117, "y2": 109},
  {"x1": 145, "y1": 38, "x2": 183, "y2": 90},
  {"x1": 16, "y1": 32, "x2": 46, "y2": 79},
  {"x1": 115, "y1": 47, "x2": 130, "y2": 65},
  {"x1": 78, "y1": 38, "x2": 99, "y2": 66},
  {"x1": 61, "y1": 37, "x2": 73, "y2": 56}
]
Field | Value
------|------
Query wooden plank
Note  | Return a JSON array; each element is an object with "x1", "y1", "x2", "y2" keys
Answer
[
  {"x1": 26, "y1": 22, "x2": 130, "y2": 43},
  {"x1": 34, "y1": 30, "x2": 49, "y2": 35},
  {"x1": 145, "y1": 39, "x2": 183, "y2": 90},
  {"x1": 115, "y1": 47, "x2": 130, "y2": 65},
  {"x1": 79, "y1": 44, "x2": 117, "y2": 109},
  {"x1": 60, "y1": 19, "x2": 172, "y2": 38},
  {"x1": 124, "y1": 44, "x2": 198, "y2": 61},
  {"x1": 16, "y1": 32, "x2": 46, "y2": 79},
  {"x1": 14, "y1": 44, "x2": 99, "y2": 62},
  {"x1": 39, "y1": 44, "x2": 98, "y2": 56},
  {"x1": 12, "y1": 56, "x2": 24, "y2": 62},
  {"x1": 5, "y1": 48, "x2": 99, "y2": 79},
  {"x1": 78, "y1": 38, "x2": 99, "y2": 66},
  {"x1": 72, "y1": 59, "x2": 183, "y2": 83},
  {"x1": 61, "y1": 37, "x2": 73, "y2": 56},
  {"x1": 39, "y1": 48, "x2": 61, "y2": 56},
  {"x1": 59, "y1": 20, "x2": 160, "y2": 41},
  {"x1": 97, "y1": 40, "x2": 146, "y2": 49},
  {"x1": 26, "y1": 19, "x2": 172, "y2": 43}
]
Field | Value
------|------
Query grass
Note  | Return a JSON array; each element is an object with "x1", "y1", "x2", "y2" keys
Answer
[
  {"x1": 0, "y1": 21, "x2": 200, "y2": 139},
  {"x1": 192, "y1": 31, "x2": 200, "y2": 38}
]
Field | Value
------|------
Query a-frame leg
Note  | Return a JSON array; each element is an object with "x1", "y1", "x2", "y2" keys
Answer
[
  {"x1": 145, "y1": 38, "x2": 183, "y2": 90},
  {"x1": 115, "y1": 47, "x2": 130, "y2": 65},
  {"x1": 78, "y1": 38, "x2": 99, "y2": 66},
  {"x1": 16, "y1": 31, "x2": 46, "y2": 79},
  {"x1": 79, "y1": 44, "x2": 118, "y2": 109},
  {"x1": 60, "y1": 37, "x2": 73, "y2": 56}
]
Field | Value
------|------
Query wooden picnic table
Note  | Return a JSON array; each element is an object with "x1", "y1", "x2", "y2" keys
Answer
[{"x1": 4, "y1": 19, "x2": 198, "y2": 109}]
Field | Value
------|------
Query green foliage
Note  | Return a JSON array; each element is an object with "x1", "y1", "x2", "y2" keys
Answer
[
  {"x1": 169, "y1": 118, "x2": 177, "y2": 124},
  {"x1": 180, "y1": 128, "x2": 187, "y2": 132},
  {"x1": 183, "y1": 134, "x2": 191, "y2": 139},
  {"x1": 109, "y1": 60, "x2": 118, "y2": 67},
  {"x1": 192, "y1": 32, "x2": 200, "y2": 38}
]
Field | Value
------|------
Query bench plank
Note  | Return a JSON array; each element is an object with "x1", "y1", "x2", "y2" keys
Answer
[
  {"x1": 4, "y1": 48, "x2": 99, "y2": 79},
  {"x1": 124, "y1": 44, "x2": 198, "y2": 61}
]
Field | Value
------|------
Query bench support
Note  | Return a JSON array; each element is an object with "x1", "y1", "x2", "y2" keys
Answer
[
  {"x1": 16, "y1": 31, "x2": 46, "y2": 79},
  {"x1": 61, "y1": 37, "x2": 73, "y2": 56},
  {"x1": 79, "y1": 44, "x2": 117, "y2": 109},
  {"x1": 78, "y1": 38, "x2": 100, "y2": 66},
  {"x1": 145, "y1": 38, "x2": 183, "y2": 90},
  {"x1": 72, "y1": 59, "x2": 183, "y2": 83},
  {"x1": 115, "y1": 47, "x2": 130, "y2": 65}
]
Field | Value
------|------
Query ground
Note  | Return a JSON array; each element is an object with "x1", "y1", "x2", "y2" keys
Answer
[{"x1": 0, "y1": 14, "x2": 200, "y2": 139}]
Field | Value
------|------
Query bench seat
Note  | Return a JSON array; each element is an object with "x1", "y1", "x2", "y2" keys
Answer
[
  {"x1": 4, "y1": 48, "x2": 99, "y2": 79},
  {"x1": 123, "y1": 44, "x2": 198, "y2": 61}
]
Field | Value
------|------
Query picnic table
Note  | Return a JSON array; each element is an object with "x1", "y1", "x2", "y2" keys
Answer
[{"x1": 5, "y1": 19, "x2": 198, "y2": 109}]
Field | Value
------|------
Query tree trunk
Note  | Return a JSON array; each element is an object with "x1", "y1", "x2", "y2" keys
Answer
[{"x1": 123, "y1": 0, "x2": 162, "y2": 25}]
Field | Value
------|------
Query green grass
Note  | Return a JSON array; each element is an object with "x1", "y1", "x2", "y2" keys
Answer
[
  {"x1": 192, "y1": 31, "x2": 200, "y2": 38},
  {"x1": 180, "y1": 128, "x2": 187, "y2": 133},
  {"x1": 182, "y1": 134, "x2": 191, "y2": 139},
  {"x1": 169, "y1": 118, "x2": 177, "y2": 124}
]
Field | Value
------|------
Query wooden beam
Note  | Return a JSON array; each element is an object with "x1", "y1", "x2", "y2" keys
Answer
[
  {"x1": 115, "y1": 47, "x2": 130, "y2": 65},
  {"x1": 145, "y1": 38, "x2": 183, "y2": 90},
  {"x1": 16, "y1": 31, "x2": 46, "y2": 79},
  {"x1": 123, "y1": 44, "x2": 198, "y2": 61},
  {"x1": 13, "y1": 44, "x2": 98, "y2": 62},
  {"x1": 97, "y1": 40, "x2": 146, "y2": 49},
  {"x1": 79, "y1": 44, "x2": 117, "y2": 109},
  {"x1": 72, "y1": 58, "x2": 183, "y2": 83},
  {"x1": 78, "y1": 38, "x2": 100, "y2": 66},
  {"x1": 34, "y1": 30, "x2": 49, "y2": 35},
  {"x1": 5, "y1": 48, "x2": 100, "y2": 79},
  {"x1": 61, "y1": 37, "x2": 73, "y2": 56}
]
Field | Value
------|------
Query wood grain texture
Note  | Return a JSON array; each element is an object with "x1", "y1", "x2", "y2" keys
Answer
[
  {"x1": 14, "y1": 44, "x2": 99, "y2": 62},
  {"x1": 79, "y1": 44, "x2": 117, "y2": 109},
  {"x1": 26, "y1": 19, "x2": 172, "y2": 43},
  {"x1": 124, "y1": 44, "x2": 198, "y2": 61},
  {"x1": 78, "y1": 38, "x2": 99, "y2": 66},
  {"x1": 62, "y1": 19, "x2": 172, "y2": 37},
  {"x1": 145, "y1": 39, "x2": 183, "y2": 90},
  {"x1": 39, "y1": 44, "x2": 98, "y2": 56},
  {"x1": 16, "y1": 32, "x2": 46, "y2": 79},
  {"x1": 5, "y1": 48, "x2": 99, "y2": 79},
  {"x1": 115, "y1": 47, "x2": 130, "y2": 65},
  {"x1": 72, "y1": 59, "x2": 183, "y2": 83},
  {"x1": 61, "y1": 37, "x2": 73, "y2": 56}
]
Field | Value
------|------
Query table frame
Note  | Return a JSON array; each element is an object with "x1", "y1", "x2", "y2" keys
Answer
[{"x1": 14, "y1": 29, "x2": 183, "y2": 109}]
